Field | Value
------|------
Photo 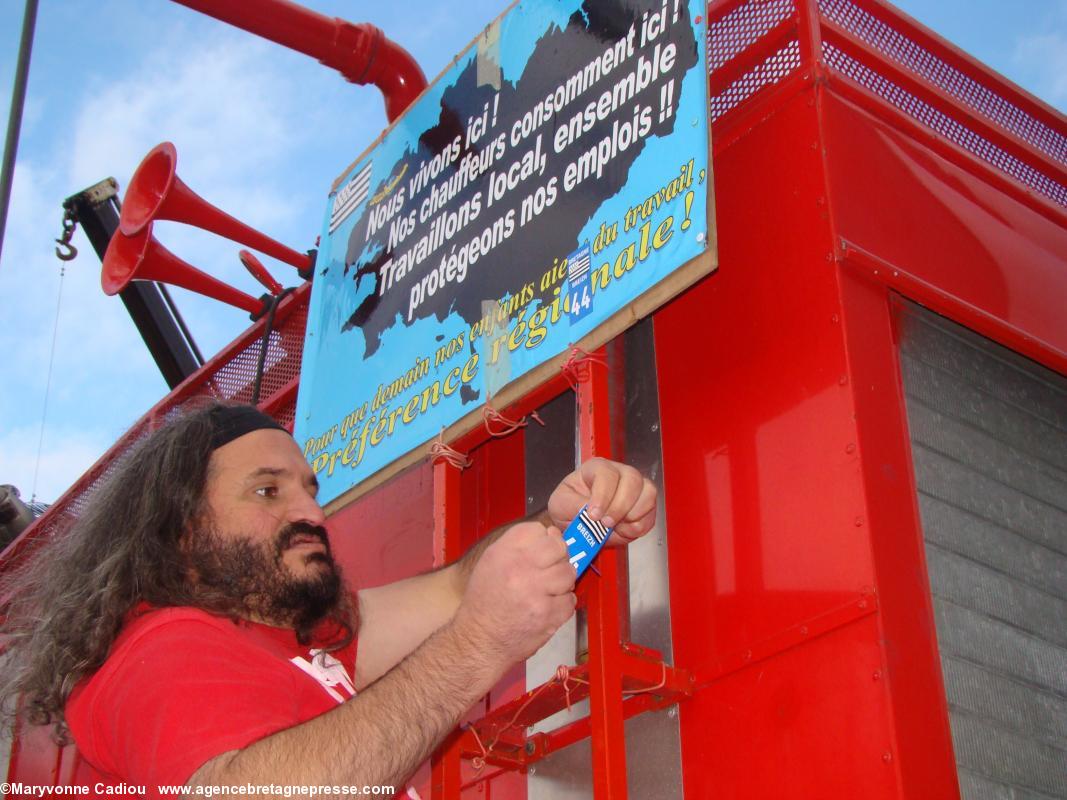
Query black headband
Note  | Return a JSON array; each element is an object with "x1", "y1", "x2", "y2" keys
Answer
[{"x1": 208, "y1": 405, "x2": 286, "y2": 451}]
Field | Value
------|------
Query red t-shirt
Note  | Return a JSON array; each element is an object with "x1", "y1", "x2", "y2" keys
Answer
[{"x1": 65, "y1": 605, "x2": 358, "y2": 792}]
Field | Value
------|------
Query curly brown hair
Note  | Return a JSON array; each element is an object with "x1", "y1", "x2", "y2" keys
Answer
[{"x1": 0, "y1": 401, "x2": 354, "y2": 743}]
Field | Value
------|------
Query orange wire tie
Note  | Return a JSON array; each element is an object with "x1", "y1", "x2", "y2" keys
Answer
[
  {"x1": 468, "y1": 662, "x2": 670, "y2": 770},
  {"x1": 482, "y1": 403, "x2": 545, "y2": 438},
  {"x1": 468, "y1": 724, "x2": 489, "y2": 772},
  {"x1": 469, "y1": 664, "x2": 589, "y2": 771},
  {"x1": 560, "y1": 346, "x2": 607, "y2": 390},
  {"x1": 555, "y1": 664, "x2": 589, "y2": 712},
  {"x1": 621, "y1": 662, "x2": 668, "y2": 696},
  {"x1": 429, "y1": 431, "x2": 471, "y2": 469}
]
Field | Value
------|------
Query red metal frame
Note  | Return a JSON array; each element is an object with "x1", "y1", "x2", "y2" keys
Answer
[
  {"x1": 577, "y1": 356, "x2": 628, "y2": 800},
  {"x1": 418, "y1": 366, "x2": 691, "y2": 798},
  {"x1": 429, "y1": 462, "x2": 465, "y2": 797},
  {"x1": 7, "y1": 0, "x2": 1066, "y2": 795},
  {"x1": 656, "y1": 0, "x2": 1061, "y2": 797}
]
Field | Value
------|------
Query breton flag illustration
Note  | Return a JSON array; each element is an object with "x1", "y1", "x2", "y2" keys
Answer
[
  {"x1": 567, "y1": 243, "x2": 591, "y2": 284},
  {"x1": 329, "y1": 161, "x2": 373, "y2": 233},
  {"x1": 563, "y1": 504, "x2": 612, "y2": 577}
]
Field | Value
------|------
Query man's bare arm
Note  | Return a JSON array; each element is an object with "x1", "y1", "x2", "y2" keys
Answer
[
  {"x1": 354, "y1": 508, "x2": 552, "y2": 687},
  {"x1": 189, "y1": 521, "x2": 576, "y2": 791},
  {"x1": 189, "y1": 616, "x2": 507, "y2": 790}
]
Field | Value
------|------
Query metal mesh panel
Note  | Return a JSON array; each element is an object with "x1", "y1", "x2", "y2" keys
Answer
[
  {"x1": 710, "y1": 40, "x2": 801, "y2": 121},
  {"x1": 822, "y1": 42, "x2": 1067, "y2": 207},
  {"x1": 707, "y1": 0, "x2": 801, "y2": 122},
  {"x1": 708, "y1": 0, "x2": 794, "y2": 71},
  {"x1": 272, "y1": 395, "x2": 299, "y2": 431},
  {"x1": 818, "y1": 0, "x2": 1067, "y2": 166},
  {"x1": 192, "y1": 305, "x2": 306, "y2": 407},
  {"x1": 705, "y1": 0, "x2": 1066, "y2": 206}
]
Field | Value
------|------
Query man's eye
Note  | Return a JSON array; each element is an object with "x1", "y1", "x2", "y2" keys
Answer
[{"x1": 255, "y1": 486, "x2": 278, "y2": 498}]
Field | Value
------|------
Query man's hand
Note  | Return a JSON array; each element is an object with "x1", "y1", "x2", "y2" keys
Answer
[
  {"x1": 453, "y1": 522, "x2": 577, "y2": 664},
  {"x1": 546, "y1": 458, "x2": 657, "y2": 544}
]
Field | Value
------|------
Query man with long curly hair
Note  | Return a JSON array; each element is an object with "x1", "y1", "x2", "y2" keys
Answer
[{"x1": 0, "y1": 401, "x2": 657, "y2": 795}]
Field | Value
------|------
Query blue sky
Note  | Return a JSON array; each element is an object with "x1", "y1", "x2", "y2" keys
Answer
[{"x1": 0, "y1": 0, "x2": 1065, "y2": 504}]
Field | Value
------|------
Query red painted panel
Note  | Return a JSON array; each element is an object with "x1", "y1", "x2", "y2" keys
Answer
[
  {"x1": 685, "y1": 616, "x2": 899, "y2": 799},
  {"x1": 327, "y1": 462, "x2": 435, "y2": 589},
  {"x1": 655, "y1": 85, "x2": 892, "y2": 796},
  {"x1": 820, "y1": 90, "x2": 1067, "y2": 368},
  {"x1": 837, "y1": 272, "x2": 961, "y2": 799},
  {"x1": 450, "y1": 432, "x2": 528, "y2": 799},
  {"x1": 460, "y1": 430, "x2": 527, "y2": 547},
  {"x1": 657, "y1": 84, "x2": 874, "y2": 662}
]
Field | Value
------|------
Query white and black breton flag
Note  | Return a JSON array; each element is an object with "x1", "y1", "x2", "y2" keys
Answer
[
  {"x1": 329, "y1": 161, "x2": 373, "y2": 234},
  {"x1": 568, "y1": 244, "x2": 591, "y2": 284},
  {"x1": 577, "y1": 506, "x2": 610, "y2": 544}
]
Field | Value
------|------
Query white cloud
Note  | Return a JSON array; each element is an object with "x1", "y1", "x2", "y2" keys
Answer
[
  {"x1": 57, "y1": 25, "x2": 337, "y2": 355},
  {"x1": 68, "y1": 33, "x2": 297, "y2": 189}
]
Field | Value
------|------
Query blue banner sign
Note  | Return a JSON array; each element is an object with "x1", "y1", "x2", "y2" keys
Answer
[{"x1": 296, "y1": 0, "x2": 712, "y2": 506}]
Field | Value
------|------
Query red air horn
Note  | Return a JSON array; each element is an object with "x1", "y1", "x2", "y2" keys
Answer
[
  {"x1": 120, "y1": 142, "x2": 312, "y2": 276},
  {"x1": 101, "y1": 221, "x2": 269, "y2": 319},
  {"x1": 239, "y1": 249, "x2": 283, "y2": 296}
]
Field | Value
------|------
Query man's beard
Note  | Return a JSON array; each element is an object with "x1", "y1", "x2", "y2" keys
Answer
[{"x1": 185, "y1": 520, "x2": 346, "y2": 638}]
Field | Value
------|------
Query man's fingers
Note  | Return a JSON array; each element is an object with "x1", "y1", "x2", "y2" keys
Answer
[
  {"x1": 552, "y1": 460, "x2": 657, "y2": 548},
  {"x1": 604, "y1": 479, "x2": 657, "y2": 542},
  {"x1": 546, "y1": 592, "x2": 578, "y2": 630},
  {"x1": 547, "y1": 525, "x2": 569, "y2": 561},
  {"x1": 543, "y1": 560, "x2": 579, "y2": 595},
  {"x1": 518, "y1": 524, "x2": 568, "y2": 568},
  {"x1": 580, "y1": 458, "x2": 621, "y2": 523},
  {"x1": 601, "y1": 465, "x2": 646, "y2": 529}
]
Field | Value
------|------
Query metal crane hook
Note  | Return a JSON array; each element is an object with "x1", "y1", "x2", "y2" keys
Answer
[{"x1": 54, "y1": 209, "x2": 78, "y2": 261}]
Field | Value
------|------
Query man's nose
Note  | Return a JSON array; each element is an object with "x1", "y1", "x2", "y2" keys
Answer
[{"x1": 289, "y1": 489, "x2": 327, "y2": 527}]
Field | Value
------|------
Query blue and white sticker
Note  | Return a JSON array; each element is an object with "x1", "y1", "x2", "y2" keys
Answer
[
  {"x1": 563, "y1": 504, "x2": 612, "y2": 577},
  {"x1": 567, "y1": 243, "x2": 594, "y2": 323}
]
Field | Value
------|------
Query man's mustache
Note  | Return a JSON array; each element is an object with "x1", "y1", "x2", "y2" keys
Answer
[{"x1": 276, "y1": 522, "x2": 331, "y2": 552}]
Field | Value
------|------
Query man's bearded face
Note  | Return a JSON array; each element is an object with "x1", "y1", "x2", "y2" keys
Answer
[{"x1": 186, "y1": 519, "x2": 343, "y2": 628}]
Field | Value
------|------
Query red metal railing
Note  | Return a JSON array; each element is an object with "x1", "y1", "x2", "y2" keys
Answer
[{"x1": 708, "y1": 0, "x2": 1065, "y2": 216}]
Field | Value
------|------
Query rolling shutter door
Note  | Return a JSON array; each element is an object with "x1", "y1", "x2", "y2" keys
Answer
[{"x1": 898, "y1": 301, "x2": 1067, "y2": 800}]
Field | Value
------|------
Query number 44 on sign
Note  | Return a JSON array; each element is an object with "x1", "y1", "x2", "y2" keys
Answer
[{"x1": 567, "y1": 242, "x2": 594, "y2": 323}]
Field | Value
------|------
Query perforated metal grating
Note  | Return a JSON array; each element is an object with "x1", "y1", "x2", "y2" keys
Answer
[
  {"x1": 823, "y1": 42, "x2": 1067, "y2": 207},
  {"x1": 710, "y1": 40, "x2": 802, "y2": 121},
  {"x1": 708, "y1": 0, "x2": 794, "y2": 71},
  {"x1": 706, "y1": 0, "x2": 1066, "y2": 206},
  {"x1": 707, "y1": 0, "x2": 801, "y2": 122},
  {"x1": 819, "y1": 0, "x2": 1067, "y2": 167}
]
